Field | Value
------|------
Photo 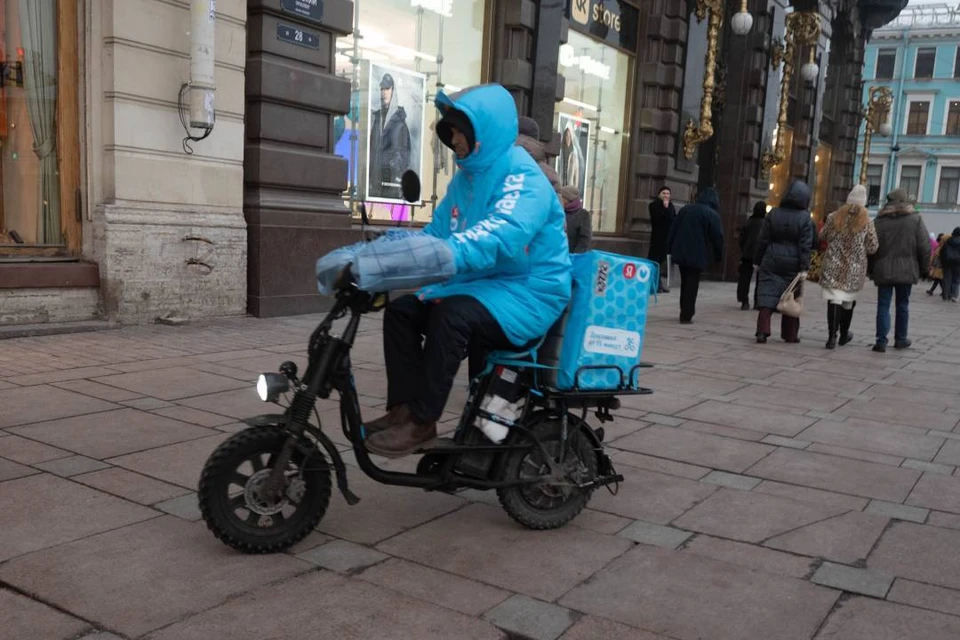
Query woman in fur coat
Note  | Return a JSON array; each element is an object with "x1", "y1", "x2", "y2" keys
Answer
[{"x1": 819, "y1": 185, "x2": 879, "y2": 349}]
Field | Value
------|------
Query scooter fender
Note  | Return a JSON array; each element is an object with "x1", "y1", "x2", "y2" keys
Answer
[{"x1": 239, "y1": 413, "x2": 361, "y2": 506}]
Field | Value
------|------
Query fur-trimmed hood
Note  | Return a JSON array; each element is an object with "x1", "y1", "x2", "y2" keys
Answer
[
  {"x1": 877, "y1": 202, "x2": 916, "y2": 218},
  {"x1": 825, "y1": 203, "x2": 871, "y2": 234}
]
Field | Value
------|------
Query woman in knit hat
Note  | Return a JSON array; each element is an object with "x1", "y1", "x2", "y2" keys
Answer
[
  {"x1": 558, "y1": 184, "x2": 593, "y2": 253},
  {"x1": 819, "y1": 184, "x2": 879, "y2": 349}
]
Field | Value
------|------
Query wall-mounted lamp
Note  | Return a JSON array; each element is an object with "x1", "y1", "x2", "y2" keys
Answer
[
  {"x1": 858, "y1": 85, "x2": 894, "y2": 185},
  {"x1": 682, "y1": 0, "x2": 724, "y2": 159},
  {"x1": 731, "y1": 0, "x2": 754, "y2": 36},
  {"x1": 760, "y1": 11, "x2": 822, "y2": 174}
]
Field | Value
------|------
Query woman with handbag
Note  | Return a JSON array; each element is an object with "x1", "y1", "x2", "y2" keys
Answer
[
  {"x1": 818, "y1": 185, "x2": 879, "y2": 349},
  {"x1": 754, "y1": 180, "x2": 815, "y2": 343}
]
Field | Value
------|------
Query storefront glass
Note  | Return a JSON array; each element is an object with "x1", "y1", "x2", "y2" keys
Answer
[
  {"x1": 555, "y1": 29, "x2": 631, "y2": 234},
  {"x1": 0, "y1": 0, "x2": 62, "y2": 251},
  {"x1": 334, "y1": 0, "x2": 487, "y2": 224},
  {"x1": 766, "y1": 126, "x2": 795, "y2": 207}
]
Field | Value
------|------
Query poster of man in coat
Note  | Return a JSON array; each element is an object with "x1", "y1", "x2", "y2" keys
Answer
[
  {"x1": 366, "y1": 63, "x2": 425, "y2": 202},
  {"x1": 557, "y1": 113, "x2": 590, "y2": 200}
]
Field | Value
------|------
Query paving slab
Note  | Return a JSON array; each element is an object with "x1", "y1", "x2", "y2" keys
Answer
[
  {"x1": 560, "y1": 545, "x2": 838, "y2": 640},
  {"x1": 835, "y1": 398, "x2": 960, "y2": 432},
  {"x1": 316, "y1": 470, "x2": 466, "y2": 544},
  {"x1": 674, "y1": 488, "x2": 848, "y2": 543},
  {"x1": 610, "y1": 450, "x2": 711, "y2": 480},
  {"x1": 619, "y1": 520, "x2": 693, "y2": 549},
  {"x1": 9, "y1": 408, "x2": 212, "y2": 459},
  {"x1": 0, "y1": 385, "x2": 117, "y2": 428},
  {"x1": 0, "y1": 456, "x2": 39, "y2": 481},
  {"x1": 0, "y1": 434, "x2": 72, "y2": 464},
  {"x1": 747, "y1": 448, "x2": 921, "y2": 502},
  {"x1": 92, "y1": 367, "x2": 248, "y2": 401},
  {"x1": 150, "y1": 405, "x2": 237, "y2": 427},
  {"x1": 798, "y1": 419, "x2": 945, "y2": 461},
  {"x1": 146, "y1": 571, "x2": 505, "y2": 640},
  {"x1": 934, "y1": 439, "x2": 960, "y2": 466},
  {"x1": 154, "y1": 492, "x2": 202, "y2": 521},
  {"x1": 928, "y1": 510, "x2": 960, "y2": 531},
  {"x1": 560, "y1": 616, "x2": 672, "y2": 639},
  {"x1": 106, "y1": 432, "x2": 229, "y2": 489},
  {"x1": 678, "y1": 419, "x2": 768, "y2": 442},
  {"x1": 811, "y1": 562, "x2": 893, "y2": 597},
  {"x1": 906, "y1": 473, "x2": 960, "y2": 515},
  {"x1": 887, "y1": 578, "x2": 960, "y2": 619},
  {"x1": 297, "y1": 539, "x2": 387, "y2": 573},
  {"x1": 865, "y1": 499, "x2": 929, "y2": 523},
  {"x1": 35, "y1": 455, "x2": 112, "y2": 477},
  {"x1": 767, "y1": 369, "x2": 872, "y2": 395},
  {"x1": 10, "y1": 366, "x2": 124, "y2": 387},
  {"x1": 765, "y1": 511, "x2": 890, "y2": 564},
  {"x1": 678, "y1": 400, "x2": 815, "y2": 437},
  {"x1": 0, "y1": 516, "x2": 310, "y2": 638},
  {"x1": 760, "y1": 434, "x2": 811, "y2": 449},
  {"x1": 483, "y1": 594, "x2": 577, "y2": 640},
  {"x1": 619, "y1": 391, "x2": 703, "y2": 417},
  {"x1": 611, "y1": 425, "x2": 774, "y2": 473},
  {"x1": 0, "y1": 474, "x2": 156, "y2": 562},
  {"x1": 805, "y1": 442, "x2": 906, "y2": 466},
  {"x1": 52, "y1": 378, "x2": 145, "y2": 402},
  {"x1": 175, "y1": 387, "x2": 274, "y2": 419},
  {"x1": 360, "y1": 558, "x2": 510, "y2": 616},
  {"x1": 725, "y1": 385, "x2": 847, "y2": 413},
  {"x1": 903, "y1": 459, "x2": 956, "y2": 475},
  {"x1": 814, "y1": 596, "x2": 960, "y2": 639},
  {"x1": 700, "y1": 470, "x2": 762, "y2": 490},
  {"x1": 869, "y1": 521, "x2": 960, "y2": 591},
  {"x1": 72, "y1": 467, "x2": 190, "y2": 505},
  {"x1": 683, "y1": 534, "x2": 814, "y2": 578},
  {"x1": 377, "y1": 503, "x2": 632, "y2": 601},
  {"x1": 589, "y1": 466, "x2": 717, "y2": 524},
  {"x1": 0, "y1": 588, "x2": 91, "y2": 640},
  {"x1": 570, "y1": 508, "x2": 633, "y2": 535}
]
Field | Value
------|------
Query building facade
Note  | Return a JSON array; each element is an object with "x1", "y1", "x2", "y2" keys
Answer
[
  {"x1": 856, "y1": 3, "x2": 960, "y2": 236},
  {"x1": 0, "y1": 0, "x2": 906, "y2": 327}
]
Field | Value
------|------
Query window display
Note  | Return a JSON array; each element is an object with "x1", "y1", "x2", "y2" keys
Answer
[
  {"x1": 334, "y1": 0, "x2": 487, "y2": 223},
  {"x1": 555, "y1": 30, "x2": 632, "y2": 233}
]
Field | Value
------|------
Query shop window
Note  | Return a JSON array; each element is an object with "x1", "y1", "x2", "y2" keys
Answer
[
  {"x1": 914, "y1": 48, "x2": 936, "y2": 79},
  {"x1": 906, "y1": 101, "x2": 929, "y2": 135},
  {"x1": 947, "y1": 101, "x2": 960, "y2": 135},
  {"x1": 333, "y1": 0, "x2": 487, "y2": 224},
  {"x1": 0, "y1": 0, "x2": 64, "y2": 252},
  {"x1": 766, "y1": 126, "x2": 795, "y2": 208},
  {"x1": 555, "y1": 30, "x2": 631, "y2": 233},
  {"x1": 811, "y1": 144, "x2": 832, "y2": 221},
  {"x1": 938, "y1": 167, "x2": 960, "y2": 205},
  {"x1": 899, "y1": 165, "x2": 922, "y2": 201},
  {"x1": 875, "y1": 48, "x2": 896, "y2": 80},
  {"x1": 865, "y1": 164, "x2": 883, "y2": 206}
]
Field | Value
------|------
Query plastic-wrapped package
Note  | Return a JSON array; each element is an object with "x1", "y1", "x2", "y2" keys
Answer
[{"x1": 315, "y1": 230, "x2": 456, "y2": 295}]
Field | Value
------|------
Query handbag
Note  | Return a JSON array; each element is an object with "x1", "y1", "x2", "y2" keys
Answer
[{"x1": 777, "y1": 273, "x2": 806, "y2": 318}]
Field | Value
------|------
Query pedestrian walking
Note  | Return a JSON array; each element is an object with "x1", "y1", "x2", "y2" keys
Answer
[
  {"x1": 927, "y1": 233, "x2": 945, "y2": 297},
  {"x1": 940, "y1": 227, "x2": 960, "y2": 302},
  {"x1": 666, "y1": 187, "x2": 724, "y2": 324},
  {"x1": 558, "y1": 185, "x2": 593, "y2": 254},
  {"x1": 869, "y1": 189, "x2": 931, "y2": 352},
  {"x1": 737, "y1": 202, "x2": 766, "y2": 310},
  {"x1": 818, "y1": 185, "x2": 879, "y2": 349},
  {"x1": 754, "y1": 180, "x2": 814, "y2": 344},
  {"x1": 648, "y1": 186, "x2": 676, "y2": 293}
]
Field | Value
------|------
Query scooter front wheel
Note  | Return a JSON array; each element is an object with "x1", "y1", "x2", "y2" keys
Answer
[
  {"x1": 497, "y1": 417, "x2": 597, "y2": 530},
  {"x1": 198, "y1": 426, "x2": 331, "y2": 554}
]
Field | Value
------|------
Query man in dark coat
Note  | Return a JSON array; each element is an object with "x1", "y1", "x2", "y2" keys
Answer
[
  {"x1": 754, "y1": 180, "x2": 814, "y2": 343},
  {"x1": 648, "y1": 186, "x2": 676, "y2": 293},
  {"x1": 559, "y1": 185, "x2": 593, "y2": 253},
  {"x1": 666, "y1": 187, "x2": 724, "y2": 323},
  {"x1": 941, "y1": 227, "x2": 960, "y2": 302},
  {"x1": 369, "y1": 73, "x2": 412, "y2": 199},
  {"x1": 737, "y1": 201, "x2": 766, "y2": 310},
  {"x1": 869, "y1": 189, "x2": 930, "y2": 352}
]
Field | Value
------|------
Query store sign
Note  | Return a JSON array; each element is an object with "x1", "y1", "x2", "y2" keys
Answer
[
  {"x1": 280, "y1": 0, "x2": 323, "y2": 24},
  {"x1": 559, "y1": 44, "x2": 611, "y2": 80},
  {"x1": 410, "y1": 0, "x2": 453, "y2": 17},
  {"x1": 277, "y1": 23, "x2": 320, "y2": 50},
  {"x1": 567, "y1": 0, "x2": 639, "y2": 53}
]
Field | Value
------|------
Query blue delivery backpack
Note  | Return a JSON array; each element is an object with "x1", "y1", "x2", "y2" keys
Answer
[{"x1": 537, "y1": 251, "x2": 658, "y2": 391}]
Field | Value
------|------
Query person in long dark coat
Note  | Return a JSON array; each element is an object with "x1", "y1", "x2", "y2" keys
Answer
[
  {"x1": 737, "y1": 201, "x2": 766, "y2": 310},
  {"x1": 648, "y1": 186, "x2": 676, "y2": 293},
  {"x1": 666, "y1": 187, "x2": 724, "y2": 324},
  {"x1": 754, "y1": 180, "x2": 814, "y2": 344}
]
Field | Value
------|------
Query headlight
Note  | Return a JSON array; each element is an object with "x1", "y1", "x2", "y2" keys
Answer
[{"x1": 256, "y1": 373, "x2": 289, "y2": 403}]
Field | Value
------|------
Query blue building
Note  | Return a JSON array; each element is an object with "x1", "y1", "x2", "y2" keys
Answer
[{"x1": 857, "y1": 3, "x2": 960, "y2": 235}]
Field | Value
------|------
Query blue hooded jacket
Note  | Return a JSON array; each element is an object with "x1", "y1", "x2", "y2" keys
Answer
[{"x1": 418, "y1": 85, "x2": 572, "y2": 347}]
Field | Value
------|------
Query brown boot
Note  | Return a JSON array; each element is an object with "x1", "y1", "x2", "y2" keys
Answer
[
  {"x1": 366, "y1": 416, "x2": 437, "y2": 458},
  {"x1": 363, "y1": 405, "x2": 410, "y2": 435}
]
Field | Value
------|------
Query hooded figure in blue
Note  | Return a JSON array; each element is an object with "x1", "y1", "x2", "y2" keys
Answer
[{"x1": 365, "y1": 83, "x2": 572, "y2": 458}]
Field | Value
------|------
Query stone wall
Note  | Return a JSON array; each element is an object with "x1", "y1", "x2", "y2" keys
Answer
[{"x1": 85, "y1": 0, "x2": 248, "y2": 322}]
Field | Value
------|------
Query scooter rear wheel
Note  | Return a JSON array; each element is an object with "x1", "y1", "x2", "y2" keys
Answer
[
  {"x1": 199, "y1": 426, "x2": 331, "y2": 554},
  {"x1": 497, "y1": 417, "x2": 597, "y2": 530}
]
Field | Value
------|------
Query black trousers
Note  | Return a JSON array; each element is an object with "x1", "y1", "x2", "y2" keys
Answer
[
  {"x1": 737, "y1": 259, "x2": 755, "y2": 305},
  {"x1": 678, "y1": 266, "x2": 702, "y2": 322},
  {"x1": 383, "y1": 294, "x2": 514, "y2": 423}
]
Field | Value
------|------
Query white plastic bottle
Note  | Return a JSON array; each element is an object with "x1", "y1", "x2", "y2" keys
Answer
[{"x1": 476, "y1": 367, "x2": 525, "y2": 443}]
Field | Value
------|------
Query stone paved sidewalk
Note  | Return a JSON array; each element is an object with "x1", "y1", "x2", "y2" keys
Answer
[{"x1": 2, "y1": 282, "x2": 960, "y2": 639}]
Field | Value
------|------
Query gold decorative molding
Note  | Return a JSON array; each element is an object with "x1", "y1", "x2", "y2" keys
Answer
[
  {"x1": 759, "y1": 12, "x2": 821, "y2": 173},
  {"x1": 682, "y1": 0, "x2": 724, "y2": 160},
  {"x1": 770, "y1": 38, "x2": 785, "y2": 70},
  {"x1": 858, "y1": 85, "x2": 894, "y2": 185}
]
